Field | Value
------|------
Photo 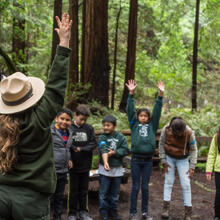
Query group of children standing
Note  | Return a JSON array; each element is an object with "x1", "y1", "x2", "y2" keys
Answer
[{"x1": 0, "y1": 12, "x2": 219, "y2": 220}]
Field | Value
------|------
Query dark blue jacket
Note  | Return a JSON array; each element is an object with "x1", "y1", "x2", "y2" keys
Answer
[{"x1": 51, "y1": 124, "x2": 73, "y2": 173}]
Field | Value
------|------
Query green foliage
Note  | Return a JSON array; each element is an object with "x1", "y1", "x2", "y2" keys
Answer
[{"x1": 91, "y1": 155, "x2": 99, "y2": 169}]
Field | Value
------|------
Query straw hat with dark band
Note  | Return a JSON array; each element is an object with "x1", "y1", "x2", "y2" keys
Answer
[{"x1": 0, "y1": 72, "x2": 45, "y2": 114}]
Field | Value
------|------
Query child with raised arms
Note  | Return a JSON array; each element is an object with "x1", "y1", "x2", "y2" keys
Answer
[{"x1": 126, "y1": 79, "x2": 164, "y2": 220}]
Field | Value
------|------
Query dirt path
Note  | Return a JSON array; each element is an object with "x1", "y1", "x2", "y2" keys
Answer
[{"x1": 60, "y1": 168, "x2": 215, "y2": 220}]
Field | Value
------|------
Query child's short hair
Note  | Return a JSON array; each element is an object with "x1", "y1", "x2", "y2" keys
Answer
[
  {"x1": 57, "y1": 108, "x2": 73, "y2": 119},
  {"x1": 169, "y1": 117, "x2": 186, "y2": 134},
  {"x1": 137, "y1": 108, "x2": 151, "y2": 118},
  {"x1": 102, "y1": 115, "x2": 117, "y2": 126},
  {"x1": 75, "y1": 104, "x2": 90, "y2": 116}
]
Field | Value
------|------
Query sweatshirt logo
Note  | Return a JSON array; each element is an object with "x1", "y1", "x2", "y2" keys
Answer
[
  {"x1": 107, "y1": 138, "x2": 119, "y2": 151},
  {"x1": 72, "y1": 132, "x2": 88, "y2": 142},
  {"x1": 139, "y1": 124, "x2": 149, "y2": 137}
]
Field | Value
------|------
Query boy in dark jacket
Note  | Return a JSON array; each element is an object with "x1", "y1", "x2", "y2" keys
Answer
[
  {"x1": 98, "y1": 115, "x2": 129, "y2": 220},
  {"x1": 68, "y1": 105, "x2": 97, "y2": 220},
  {"x1": 51, "y1": 108, "x2": 73, "y2": 220}
]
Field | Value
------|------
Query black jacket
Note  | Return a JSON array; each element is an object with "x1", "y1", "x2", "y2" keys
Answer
[
  {"x1": 70, "y1": 123, "x2": 97, "y2": 173},
  {"x1": 51, "y1": 124, "x2": 73, "y2": 174}
]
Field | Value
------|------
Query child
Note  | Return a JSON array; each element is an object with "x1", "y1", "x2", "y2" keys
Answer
[
  {"x1": 206, "y1": 127, "x2": 220, "y2": 220},
  {"x1": 0, "y1": 13, "x2": 72, "y2": 219},
  {"x1": 159, "y1": 117, "x2": 197, "y2": 220},
  {"x1": 98, "y1": 115, "x2": 129, "y2": 220},
  {"x1": 126, "y1": 79, "x2": 164, "y2": 220},
  {"x1": 68, "y1": 104, "x2": 97, "y2": 220},
  {"x1": 51, "y1": 108, "x2": 73, "y2": 220}
]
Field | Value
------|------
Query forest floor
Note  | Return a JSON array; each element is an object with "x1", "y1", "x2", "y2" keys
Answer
[{"x1": 58, "y1": 167, "x2": 215, "y2": 220}]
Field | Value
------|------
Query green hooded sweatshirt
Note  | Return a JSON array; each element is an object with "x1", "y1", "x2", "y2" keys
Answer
[
  {"x1": 0, "y1": 46, "x2": 71, "y2": 194},
  {"x1": 126, "y1": 94, "x2": 163, "y2": 158},
  {"x1": 98, "y1": 131, "x2": 129, "y2": 168}
]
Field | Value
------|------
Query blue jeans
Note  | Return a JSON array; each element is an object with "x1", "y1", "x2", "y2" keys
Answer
[
  {"x1": 164, "y1": 155, "x2": 192, "y2": 206},
  {"x1": 130, "y1": 156, "x2": 153, "y2": 214},
  {"x1": 99, "y1": 174, "x2": 121, "y2": 216}
]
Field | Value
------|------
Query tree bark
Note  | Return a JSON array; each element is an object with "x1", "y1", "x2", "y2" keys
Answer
[
  {"x1": 81, "y1": 0, "x2": 110, "y2": 106},
  {"x1": 119, "y1": 0, "x2": 138, "y2": 112},
  {"x1": 51, "y1": 0, "x2": 62, "y2": 64},
  {"x1": 12, "y1": 1, "x2": 25, "y2": 65},
  {"x1": 192, "y1": 0, "x2": 200, "y2": 111},
  {"x1": 69, "y1": 0, "x2": 79, "y2": 84},
  {"x1": 111, "y1": 1, "x2": 122, "y2": 109}
]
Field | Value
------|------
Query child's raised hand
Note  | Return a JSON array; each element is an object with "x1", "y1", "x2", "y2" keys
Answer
[
  {"x1": 55, "y1": 13, "x2": 73, "y2": 48},
  {"x1": 126, "y1": 79, "x2": 137, "y2": 95},
  {"x1": 157, "y1": 81, "x2": 165, "y2": 96}
]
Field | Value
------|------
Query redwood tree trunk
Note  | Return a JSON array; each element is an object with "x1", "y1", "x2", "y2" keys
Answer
[
  {"x1": 69, "y1": 0, "x2": 79, "y2": 84},
  {"x1": 192, "y1": 0, "x2": 200, "y2": 111},
  {"x1": 111, "y1": 1, "x2": 122, "y2": 109},
  {"x1": 12, "y1": 2, "x2": 25, "y2": 65},
  {"x1": 51, "y1": 0, "x2": 62, "y2": 64},
  {"x1": 81, "y1": 0, "x2": 109, "y2": 106},
  {"x1": 119, "y1": 0, "x2": 138, "y2": 112}
]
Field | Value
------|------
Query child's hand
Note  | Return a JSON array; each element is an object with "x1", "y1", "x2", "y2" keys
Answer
[
  {"x1": 206, "y1": 173, "x2": 212, "y2": 181},
  {"x1": 55, "y1": 13, "x2": 72, "y2": 48},
  {"x1": 187, "y1": 169, "x2": 194, "y2": 179},
  {"x1": 108, "y1": 149, "x2": 115, "y2": 157},
  {"x1": 126, "y1": 79, "x2": 137, "y2": 95},
  {"x1": 74, "y1": 147, "x2": 81, "y2": 152},
  {"x1": 68, "y1": 160, "x2": 73, "y2": 169},
  {"x1": 104, "y1": 162, "x2": 110, "y2": 171},
  {"x1": 157, "y1": 81, "x2": 165, "y2": 96},
  {"x1": 162, "y1": 162, "x2": 170, "y2": 174}
]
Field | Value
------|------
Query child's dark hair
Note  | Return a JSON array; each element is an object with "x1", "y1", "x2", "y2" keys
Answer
[
  {"x1": 137, "y1": 108, "x2": 151, "y2": 118},
  {"x1": 57, "y1": 108, "x2": 73, "y2": 119},
  {"x1": 218, "y1": 127, "x2": 220, "y2": 153},
  {"x1": 169, "y1": 117, "x2": 186, "y2": 135},
  {"x1": 75, "y1": 104, "x2": 90, "y2": 116},
  {"x1": 102, "y1": 115, "x2": 117, "y2": 126}
]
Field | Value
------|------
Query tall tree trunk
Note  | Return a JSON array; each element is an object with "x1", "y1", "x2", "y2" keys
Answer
[
  {"x1": 51, "y1": 0, "x2": 62, "y2": 64},
  {"x1": 119, "y1": 0, "x2": 138, "y2": 112},
  {"x1": 69, "y1": 0, "x2": 79, "y2": 84},
  {"x1": 192, "y1": 0, "x2": 200, "y2": 111},
  {"x1": 81, "y1": 0, "x2": 110, "y2": 106},
  {"x1": 111, "y1": 1, "x2": 122, "y2": 110},
  {"x1": 67, "y1": 0, "x2": 79, "y2": 110},
  {"x1": 12, "y1": 2, "x2": 25, "y2": 66}
]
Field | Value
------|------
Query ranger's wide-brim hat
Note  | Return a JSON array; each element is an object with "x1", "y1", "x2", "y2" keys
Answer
[{"x1": 0, "y1": 72, "x2": 45, "y2": 114}]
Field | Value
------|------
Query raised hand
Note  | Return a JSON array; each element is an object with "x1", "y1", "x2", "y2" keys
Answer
[
  {"x1": 126, "y1": 79, "x2": 137, "y2": 95},
  {"x1": 157, "y1": 81, "x2": 165, "y2": 96},
  {"x1": 55, "y1": 13, "x2": 73, "y2": 48}
]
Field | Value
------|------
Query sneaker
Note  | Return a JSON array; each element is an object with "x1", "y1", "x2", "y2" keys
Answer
[
  {"x1": 130, "y1": 213, "x2": 138, "y2": 220},
  {"x1": 100, "y1": 214, "x2": 108, "y2": 220},
  {"x1": 142, "y1": 213, "x2": 153, "y2": 220},
  {"x1": 79, "y1": 211, "x2": 93, "y2": 220},
  {"x1": 68, "y1": 215, "x2": 77, "y2": 220}
]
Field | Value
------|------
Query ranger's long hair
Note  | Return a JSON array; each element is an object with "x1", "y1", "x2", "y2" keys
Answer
[{"x1": 0, "y1": 114, "x2": 20, "y2": 175}]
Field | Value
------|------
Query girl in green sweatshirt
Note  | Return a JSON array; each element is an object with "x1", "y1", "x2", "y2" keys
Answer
[
  {"x1": 206, "y1": 127, "x2": 220, "y2": 220},
  {"x1": 126, "y1": 79, "x2": 164, "y2": 220}
]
